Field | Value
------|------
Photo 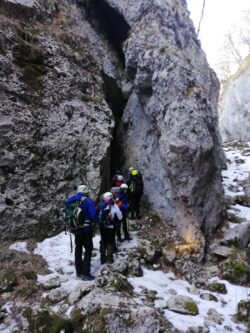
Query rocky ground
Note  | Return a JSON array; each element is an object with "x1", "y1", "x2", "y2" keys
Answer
[{"x1": 0, "y1": 142, "x2": 249, "y2": 333}]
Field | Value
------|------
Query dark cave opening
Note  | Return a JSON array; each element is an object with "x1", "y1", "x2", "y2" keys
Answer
[
  {"x1": 84, "y1": 0, "x2": 131, "y2": 67},
  {"x1": 83, "y1": 0, "x2": 131, "y2": 194},
  {"x1": 102, "y1": 72, "x2": 127, "y2": 181},
  {"x1": 84, "y1": 0, "x2": 131, "y2": 187}
]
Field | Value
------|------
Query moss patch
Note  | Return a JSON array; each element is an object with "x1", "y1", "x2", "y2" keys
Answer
[
  {"x1": 205, "y1": 283, "x2": 227, "y2": 294},
  {"x1": 235, "y1": 300, "x2": 250, "y2": 322},
  {"x1": 0, "y1": 271, "x2": 17, "y2": 293},
  {"x1": 20, "y1": 283, "x2": 38, "y2": 297},
  {"x1": 223, "y1": 261, "x2": 250, "y2": 285},
  {"x1": 14, "y1": 28, "x2": 48, "y2": 92},
  {"x1": 22, "y1": 270, "x2": 37, "y2": 281},
  {"x1": 185, "y1": 301, "x2": 199, "y2": 315},
  {"x1": 108, "y1": 275, "x2": 134, "y2": 294},
  {"x1": 24, "y1": 308, "x2": 74, "y2": 333}
]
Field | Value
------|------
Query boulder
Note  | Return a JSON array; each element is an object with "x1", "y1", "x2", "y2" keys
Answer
[
  {"x1": 222, "y1": 223, "x2": 250, "y2": 248},
  {"x1": 166, "y1": 295, "x2": 199, "y2": 315}
]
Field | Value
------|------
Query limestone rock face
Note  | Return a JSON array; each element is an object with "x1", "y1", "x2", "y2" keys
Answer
[
  {"x1": 219, "y1": 55, "x2": 250, "y2": 142},
  {"x1": 0, "y1": 0, "x2": 116, "y2": 240},
  {"x1": 0, "y1": 0, "x2": 223, "y2": 240},
  {"x1": 113, "y1": 0, "x2": 224, "y2": 236}
]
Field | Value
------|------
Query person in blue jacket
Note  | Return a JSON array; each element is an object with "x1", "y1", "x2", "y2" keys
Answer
[
  {"x1": 65, "y1": 184, "x2": 98, "y2": 281},
  {"x1": 116, "y1": 183, "x2": 132, "y2": 241}
]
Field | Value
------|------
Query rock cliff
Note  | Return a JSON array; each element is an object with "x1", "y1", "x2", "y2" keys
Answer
[
  {"x1": 219, "y1": 55, "x2": 250, "y2": 143},
  {"x1": 0, "y1": 0, "x2": 224, "y2": 241}
]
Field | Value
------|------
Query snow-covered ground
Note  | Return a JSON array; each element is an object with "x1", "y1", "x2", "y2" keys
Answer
[
  {"x1": 222, "y1": 143, "x2": 250, "y2": 199},
  {"x1": 130, "y1": 270, "x2": 249, "y2": 332},
  {"x1": 6, "y1": 142, "x2": 250, "y2": 332}
]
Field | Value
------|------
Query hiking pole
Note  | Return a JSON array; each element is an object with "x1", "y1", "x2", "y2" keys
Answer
[{"x1": 69, "y1": 232, "x2": 73, "y2": 253}]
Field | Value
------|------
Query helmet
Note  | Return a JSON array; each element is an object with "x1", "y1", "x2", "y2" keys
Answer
[
  {"x1": 120, "y1": 183, "x2": 128, "y2": 190},
  {"x1": 117, "y1": 175, "x2": 123, "y2": 181},
  {"x1": 103, "y1": 192, "x2": 113, "y2": 203},
  {"x1": 77, "y1": 184, "x2": 90, "y2": 194},
  {"x1": 128, "y1": 167, "x2": 134, "y2": 173},
  {"x1": 132, "y1": 170, "x2": 138, "y2": 176}
]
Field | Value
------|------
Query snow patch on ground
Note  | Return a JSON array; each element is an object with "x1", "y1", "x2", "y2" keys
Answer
[
  {"x1": 34, "y1": 231, "x2": 138, "y2": 293},
  {"x1": 222, "y1": 143, "x2": 250, "y2": 199},
  {"x1": 9, "y1": 241, "x2": 29, "y2": 253},
  {"x1": 129, "y1": 269, "x2": 249, "y2": 332},
  {"x1": 228, "y1": 204, "x2": 250, "y2": 222}
]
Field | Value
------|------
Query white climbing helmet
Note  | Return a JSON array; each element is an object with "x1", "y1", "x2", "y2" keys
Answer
[
  {"x1": 117, "y1": 175, "x2": 124, "y2": 181},
  {"x1": 128, "y1": 167, "x2": 134, "y2": 173},
  {"x1": 120, "y1": 183, "x2": 128, "y2": 190},
  {"x1": 103, "y1": 192, "x2": 113, "y2": 203},
  {"x1": 77, "y1": 184, "x2": 90, "y2": 194}
]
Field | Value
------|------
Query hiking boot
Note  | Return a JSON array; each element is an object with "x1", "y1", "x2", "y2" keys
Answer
[
  {"x1": 80, "y1": 274, "x2": 95, "y2": 281},
  {"x1": 107, "y1": 258, "x2": 114, "y2": 264},
  {"x1": 113, "y1": 247, "x2": 120, "y2": 253},
  {"x1": 117, "y1": 238, "x2": 124, "y2": 243},
  {"x1": 124, "y1": 236, "x2": 133, "y2": 241}
]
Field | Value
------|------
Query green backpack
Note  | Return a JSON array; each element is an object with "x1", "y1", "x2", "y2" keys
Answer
[{"x1": 63, "y1": 197, "x2": 87, "y2": 234}]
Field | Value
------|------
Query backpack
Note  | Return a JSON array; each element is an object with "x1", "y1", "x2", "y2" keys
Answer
[
  {"x1": 64, "y1": 196, "x2": 87, "y2": 233},
  {"x1": 100, "y1": 205, "x2": 113, "y2": 228},
  {"x1": 129, "y1": 172, "x2": 143, "y2": 194}
]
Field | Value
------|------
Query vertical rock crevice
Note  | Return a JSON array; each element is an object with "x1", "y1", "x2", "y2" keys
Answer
[{"x1": 84, "y1": 0, "x2": 131, "y2": 181}]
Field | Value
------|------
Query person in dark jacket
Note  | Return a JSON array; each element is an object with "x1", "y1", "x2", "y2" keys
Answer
[
  {"x1": 116, "y1": 183, "x2": 132, "y2": 241},
  {"x1": 98, "y1": 192, "x2": 123, "y2": 264},
  {"x1": 65, "y1": 184, "x2": 98, "y2": 281},
  {"x1": 127, "y1": 168, "x2": 144, "y2": 219}
]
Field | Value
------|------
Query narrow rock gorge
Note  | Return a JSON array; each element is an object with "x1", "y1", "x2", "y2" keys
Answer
[
  {"x1": 219, "y1": 54, "x2": 250, "y2": 143},
  {"x1": 0, "y1": 0, "x2": 224, "y2": 242}
]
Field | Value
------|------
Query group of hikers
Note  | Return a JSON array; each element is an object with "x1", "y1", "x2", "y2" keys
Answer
[{"x1": 64, "y1": 167, "x2": 144, "y2": 281}]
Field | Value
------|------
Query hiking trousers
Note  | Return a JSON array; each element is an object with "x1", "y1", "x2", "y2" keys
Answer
[
  {"x1": 75, "y1": 230, "x2": 93, "y2": 276},
  {"x1": 129, "y1": 193, "x2": 142, "y2": 218},
  {"x1": 100, "y1": 226, "x2": 116, "y2": 264},
  {"x1": 117, "y1": 213, "x2": 129, "y2": 239}
]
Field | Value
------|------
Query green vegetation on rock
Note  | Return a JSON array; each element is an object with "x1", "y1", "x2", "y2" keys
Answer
[
  {"x1": 22, "y1": 270, "x2": 37, "y2": 281},
  {"x1": 223, "y1": 261, "x2": 250, "y2": 285},
  {"x1": 185, "y1": 301, "x2": 199, "y2": 315},
  {"x1": 108, "y1": 275, "x2": 134, "y2": 294},
  {"x1": 24, "y1": 308, "x2": 74, "y2": 333},
  {"x1": 235, "y1": 300, "x2": 250, "y2": 322},
  {"x1": 20, "y1": 283, "x2": 38, "y2": 297},
  {"x1": 14, "y1": 28, "x2": 48, "y2": 92},
  {"x1": 0, "y1": 271, "x2": 17, "y2": 293},
  {"x1": 205, "y1": 283, "x2": 227, "y2": 294}
]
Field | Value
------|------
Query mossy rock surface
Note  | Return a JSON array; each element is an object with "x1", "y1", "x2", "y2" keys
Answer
[
  {"x1": 0, "y1": 271, "x2": 17, "y2": 293},
  {"x1": 22, "y1": 270, "x2": 38, "y2": 281},
  {"x1": 14, "y1": 28, "x2": 49, "y2": 92},
  {"x1": 235, "y1": 300, "x2": 250, "y2": 322},
  {"x1": 185, "y1": 301, "x2": 199, "y2": 315},
  {"x1": 205, "y1": 283, "x2": 227, "y2": 294},
  {"x1": 24, "y1": 309, "x2": 74, "y2": 333},
  {"x1": 108, "y1": 275, "x2": 134, "y2": 294},
  {"x1": 222, "y1": 261, "x2": 250, "y2": 285},
  {"x1": 20, "y1": 283, "x2": 39, "y2": 297}
]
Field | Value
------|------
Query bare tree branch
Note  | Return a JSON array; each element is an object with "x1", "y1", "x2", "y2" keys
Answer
[{"x1": 197, "y1": 0, "x2": 206, "y2": 36}]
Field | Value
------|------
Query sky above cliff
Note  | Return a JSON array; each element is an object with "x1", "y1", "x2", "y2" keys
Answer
[{"x1": 187, "y1": 0, "x2": 249, "y2": 71}]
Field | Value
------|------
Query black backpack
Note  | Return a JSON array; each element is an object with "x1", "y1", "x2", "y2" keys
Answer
[{"x1": 100, "y1": 205, "x2": 113, "y2": 228}]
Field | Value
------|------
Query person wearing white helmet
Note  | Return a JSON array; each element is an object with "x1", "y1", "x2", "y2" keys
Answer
[
  {"x1": 98, "y1": 191, "x2": 123, "y2": 264},
  {"x1": 65, "y1": 184, "x2": 98, "y2": 281},
  {"x1": 116, "y1": 183, "x2": 132, "y2": 241},
  {"x1": 111, "y1": 170, "x2": 124, "y2": 188}
]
